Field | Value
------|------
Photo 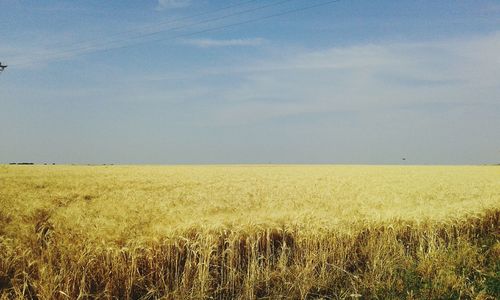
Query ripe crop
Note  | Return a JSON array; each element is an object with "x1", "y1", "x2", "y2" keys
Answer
[{"x1": 1, "y1": 165, "x2": 499, "y2": 299}]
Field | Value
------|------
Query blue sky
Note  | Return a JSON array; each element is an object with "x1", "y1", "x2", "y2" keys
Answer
[{"x1": 1, "y1": 0, "x2": 500, "y2": 164}]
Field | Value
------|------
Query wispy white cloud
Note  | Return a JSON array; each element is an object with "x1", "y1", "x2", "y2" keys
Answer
[
  {"x1": 180, "y1": 32, "x2": 500, "y2": 125},
  {"x1": 181, "y1": 38, "x2": 266, "y2": 48},
  {"x1": 156, "y1": 0, "x2": 191, "y2": 11},
  {"x1": 4, "y1": 32, "x2": 500, "y2": 164}
]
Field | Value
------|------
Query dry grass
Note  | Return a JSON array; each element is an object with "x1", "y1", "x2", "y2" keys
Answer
[{"x1": 0, "y1": 165, "x2": 499, "y2": 299}]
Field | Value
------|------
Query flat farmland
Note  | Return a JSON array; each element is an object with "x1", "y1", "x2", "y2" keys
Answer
[{"x1": 1, "y1": 165, "x2": 499, "y2": 299}]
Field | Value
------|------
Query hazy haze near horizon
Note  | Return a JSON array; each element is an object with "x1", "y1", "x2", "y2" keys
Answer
[{"x1": 1, "y1": 0, "x2": 499, "y2": 164}]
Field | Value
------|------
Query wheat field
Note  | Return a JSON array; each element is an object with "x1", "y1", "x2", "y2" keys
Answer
[{"x1": 0, "y1": 165, "x2": 499, "y2": 299}]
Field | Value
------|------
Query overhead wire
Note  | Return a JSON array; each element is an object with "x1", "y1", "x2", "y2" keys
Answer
[
  {"x1": 12, "y1": 0, "x2": 296, "y2": 66},
  {"x1": 12, "y1": 0, "x2": 340, "y2": 67},
  {"x1": 2, "y1": 0, "x2": 260, "y2": 47},
  {"x1": 65, "y1": 0, "x2": 295, "y2": 53},
  {"x1": 48, "y1": 0, "x2": 262, "y2": 50}
]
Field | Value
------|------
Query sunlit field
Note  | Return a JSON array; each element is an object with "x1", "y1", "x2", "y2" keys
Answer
[{"x1": 1, "y1": 165, "x2": 499, "y2": 299}]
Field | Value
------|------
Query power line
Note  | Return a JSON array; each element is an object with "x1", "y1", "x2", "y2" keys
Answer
[
  {"x1": 172, "y1": 0, "x2": 341, "y2": 43},
  {"x1": 48, "y1": 0, "x2": 262, "y2": 50},
  {"x1": 74, "y1": 0, "x2": 295, "y2": 53},
  {"x1": 13, "y1": 0, "x2": 340, "y2": 67},
  {"x1": 3, "y1": 0, "x2": 260, "y2": 48},
  {"x1": 13, "y1": 0, "x2": 296, "y2": 66}
]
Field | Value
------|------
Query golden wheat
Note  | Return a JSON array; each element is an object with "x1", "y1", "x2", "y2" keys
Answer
[{"x1": 1, "y1": 165, "x2": 499, "y2": 299}]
